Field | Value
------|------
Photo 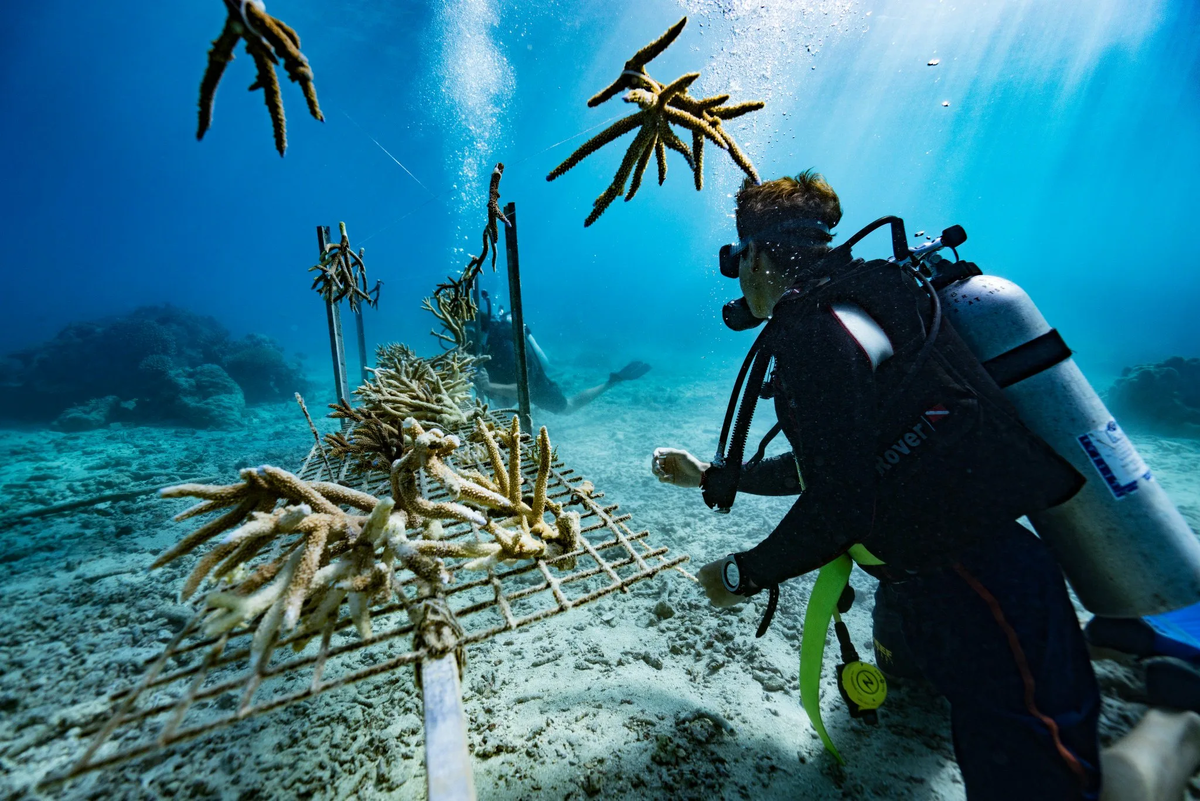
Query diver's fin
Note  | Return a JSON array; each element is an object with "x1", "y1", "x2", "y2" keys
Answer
[
  {"x1": 1147, "y1": 658, "x2": 1200, "y2": 714},
  {"x1": 609, "y1": 360, "x2": 651, "y2": 383}
]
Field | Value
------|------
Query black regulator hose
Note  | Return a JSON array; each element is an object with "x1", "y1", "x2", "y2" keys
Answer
[{"x1": 892, "y1": 268, "x2": 943, "y2": 400}]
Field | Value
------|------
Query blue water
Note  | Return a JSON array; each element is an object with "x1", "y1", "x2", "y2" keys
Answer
[{"x1": 2, "y1": 0, "x2": 1198, "y2": 390}]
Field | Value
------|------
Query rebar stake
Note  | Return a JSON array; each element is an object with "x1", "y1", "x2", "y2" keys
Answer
[
  {"x1": 502, "y1": 202, "x2": 532, "y2": 432},
  {"x1": 355, "y1": 246, "x2": 369, "y2": 383},
  {"x1": 317, "y1": 225, "x2": 351, "y2": 408}
]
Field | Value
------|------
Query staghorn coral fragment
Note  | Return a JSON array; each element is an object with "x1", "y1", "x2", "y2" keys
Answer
[
  {"x1": 427, "y1": 164, "x2": 510, "y2": 350},
  {"x1": 280, "y1": 517, "x2": 331, "y2": 630},
  {"x1": 625, "y1": 131, "x2": 657, "y2": 201},
  {"x1": 310, "y1": 222, "x2": 374, "y2": 313},
  {"x1": 197, "y1": 0, "x2": 323, "y2": 156},
  {"x1": 197, "y1": 17, "x2": 241, "y2": 141},
  {"x1": 551, "y1": 15, "x2": 765, "y2": 224},
  {"x1": 155, "y1": 410, "x2": 586, "y2": 691},
  {"x1": 546, "y1": 115, "x2": 644, "y2": 182},
  {"x1": 473, "y1": 418, "x2": 509, "y2": 497},
  {"x1": 532, "y1": 427, "x2": 552, "y2": 519},
  {"x1": 151, "y1": 496, "x2": 259, "y2": 569},
  {"x1": 587, "y1": 16, "x2": 688, "y2": 107},
  {"x1": 505, "y1": 415, "x2": 522, "y2": 506}
]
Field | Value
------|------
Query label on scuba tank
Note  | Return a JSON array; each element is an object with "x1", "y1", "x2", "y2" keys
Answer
[{"x1": 1077, "y1": 420, "x2": 1153, "y2": 500}]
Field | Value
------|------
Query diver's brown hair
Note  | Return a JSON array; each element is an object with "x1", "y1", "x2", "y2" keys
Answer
[{"x1": 735, "y1": 169, "x2": 843, "y2": 243}]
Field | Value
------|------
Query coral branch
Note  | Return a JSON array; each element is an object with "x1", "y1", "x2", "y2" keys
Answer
[
  {"x1": 553, "y1": 15, "x2": 764, "y2": 223},
  {"x1": 197, "y1": 0, "x2": 323, "y2": 155}
]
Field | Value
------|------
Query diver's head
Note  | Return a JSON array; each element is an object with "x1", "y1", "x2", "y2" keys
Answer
[{"x1": 723, "y1": 170, "x2": 843, "y2": 320}]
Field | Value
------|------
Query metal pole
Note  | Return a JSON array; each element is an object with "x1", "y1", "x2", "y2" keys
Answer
[
  {"x1": 354, "y1": 309, "x2": 368, "y2": 384},
  {"x1": 355, "y1": 244, "x2": 369, "y2": 383},
  {"x1": 470, "y1": 280, "x2": 483, "y2": 358},
  {"x1": 317, "y1": 225, "x2": 351, "y2": 408},
  {"x1": 502, "y1": 202, "x2": 533, "y2": 432},
  {"x1": 421, "y1": 654, "x2": 476, "y2": 801}
]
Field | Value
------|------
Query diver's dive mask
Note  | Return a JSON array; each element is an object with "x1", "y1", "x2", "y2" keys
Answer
[
  {"x1": 718, "y1": 217, "x2": 832, "y2": 279},
  {"x1": 718, "y1": 217, "x2": 834, "y2": 330}
]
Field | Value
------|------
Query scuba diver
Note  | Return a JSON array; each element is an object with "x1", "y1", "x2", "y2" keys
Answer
[
  {"x1": 651, "y1": 171, "x2": 1103, "y2": 800},
  {"x1": 471, "y1": 290, "x2": 651, "y2": 414}
]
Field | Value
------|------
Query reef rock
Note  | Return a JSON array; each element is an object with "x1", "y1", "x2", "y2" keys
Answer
[
  {"x1": 172, "y1": 364, "x2": 247, "y2": 429},
  {"x1": 222, "y1": 333, "x2": 307, "y2": 404},
  {"x1": 0, "y1": 305, "x2": 305, "y2": 428},
  {"x1": 52, "y1": 395, "x2": 137, "y2": 432},
  {"x1": 1108, "y1": 356, "x2": 1200, "y2": 438}
]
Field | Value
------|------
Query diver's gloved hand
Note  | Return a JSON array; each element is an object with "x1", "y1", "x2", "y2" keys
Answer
[
  {"x1": 609, "y1": 360, "x2": 651, "y2": 384},
  {"x1": 652, "y1": 447, "x2": 709, "y2": 488},
  {"x1": 697, "y1": 559, "x2": 748, "y2": 608}
]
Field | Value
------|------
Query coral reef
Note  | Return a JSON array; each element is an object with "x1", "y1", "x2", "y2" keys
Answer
[
  {"x1": 223, "y1": 334, "x2": 311, "y2": 404},
  {"x1": 325, "y1": 345, "x2": 485, "y2": 473},
  {"x1": 0, "y1": 305, "x2": 307, "y2": 427},
  {"x1": 310, "y1": 222, "x2": 379, "y2": 314},
  {"x1": 155, "y1": 414, "x2": 580, "y2": 675},
  {"x1": 197, "y1": 0, "x2": 324, "y2": 155},
  {"x1": 1109, "y1": 356, "x2": 1200, "y2": 438},
  {"x1": 547, "y1": 17, "x2": 764, "y2": 226}
]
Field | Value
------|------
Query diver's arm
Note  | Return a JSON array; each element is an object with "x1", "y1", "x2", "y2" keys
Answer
[
  {"x1": 738, "y1": 452, "x2": 803, "y2": 496},
  {"x1": 735, "y1": 309, "x2": 879, "y2": 588},
  {"x1": 526, "y1": 332, "x2": 550, "y2": 370}
]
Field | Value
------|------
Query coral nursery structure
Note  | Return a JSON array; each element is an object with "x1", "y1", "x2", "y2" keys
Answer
[
  {"x1": 45, "y1": 404, "x2": 684, "y2": 785},
  {"x1": 197, "y1": 0, "x2": 324, "y2": 155},
  {"x1": 151, "y1": 414, "x2": 582, "y2": 677},
  {"x1": 547, "y1": 17, "x2": 765, "y2": 226}
]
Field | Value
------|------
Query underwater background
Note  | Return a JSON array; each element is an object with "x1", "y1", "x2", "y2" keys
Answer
[
  {"x1": 2, "y1": 1, "x2": 1200, "y2": 799},
  {"x1": 3, "y1": 0, "x2": 1198, "y2": 387}
]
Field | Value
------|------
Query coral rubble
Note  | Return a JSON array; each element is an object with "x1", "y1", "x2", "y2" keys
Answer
[
  {"x1": 547, "y1": 17, "x2": 765, "y2": 226},
  {"x1": 198, "y1": 0, "x2": 324, "y2": 155},
  {"x1": 1109, "y1": 356, "x2": 1200, "y2": 438}
]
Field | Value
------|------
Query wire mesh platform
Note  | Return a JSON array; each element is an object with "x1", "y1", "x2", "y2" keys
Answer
[{"x1": 45, "y1": 409, "x2": 686, "y2": 786}]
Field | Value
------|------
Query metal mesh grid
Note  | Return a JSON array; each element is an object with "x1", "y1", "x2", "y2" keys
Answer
[{"x1": 46, "y1": 410, "x2": 686, "y2": 785}]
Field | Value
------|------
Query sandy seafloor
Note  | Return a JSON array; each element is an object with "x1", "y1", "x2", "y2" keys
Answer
[{"x1": 1, "y1": 358, "x2": 1198, "y2": 801}]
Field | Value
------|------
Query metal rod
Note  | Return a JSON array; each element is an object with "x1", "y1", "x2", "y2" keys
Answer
[
  {"x1": 502, "y1": 202, "x2": 532, "y2": 432},
  {"x1": 317, "y1": 225, "x2": 351, "y2": 408},
  {"x1": 470, "y1": 279, "x2": 483, "y2": 358},
  {"x1": 421, "y1": 654, "x2": 476, "y2": 801},
  {"x1": 356, "y1": 243, "x2": 370, "y2": 383},
  {"x1": 354, "y1": 309, "x2": 368, "y2": 383}
]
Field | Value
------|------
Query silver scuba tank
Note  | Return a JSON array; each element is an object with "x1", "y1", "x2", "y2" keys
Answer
[{"x1": 938, "y1": 272, "x2": 1200, "y2": 617}]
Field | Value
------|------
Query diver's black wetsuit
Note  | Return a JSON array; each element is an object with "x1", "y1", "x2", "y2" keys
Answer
[
  {"x1": 731, "y1": 255, "x2": 1102, "y2": 801},
  {"x1": 480, "y1": 316, "x2": 569, "y2": 414}
]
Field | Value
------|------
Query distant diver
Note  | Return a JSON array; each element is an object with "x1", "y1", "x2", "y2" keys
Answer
[
  {"x1": 471, "y1": 290, "x2": 650, "y2": 414},
  {"x1": 653, "y1": 170, "x2": 1104, "y2": 798}
]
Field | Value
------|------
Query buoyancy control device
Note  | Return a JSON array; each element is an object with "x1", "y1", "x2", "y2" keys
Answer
[
  {"x1": 712, "y1": 216, "x2": 1200, "y2": 619},
  {"x1": 931, "y1": 258, "x2": 1200, "y2": 617}
]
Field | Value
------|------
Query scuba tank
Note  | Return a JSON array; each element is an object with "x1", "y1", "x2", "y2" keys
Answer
[{"x1": 933, "y1": 263, "x2": 1200, "y2": 618}]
